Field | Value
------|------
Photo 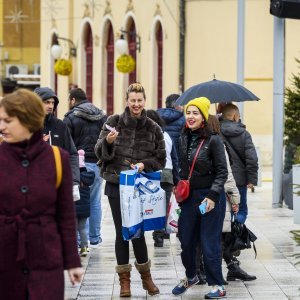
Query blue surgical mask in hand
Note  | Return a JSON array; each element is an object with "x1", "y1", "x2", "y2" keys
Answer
[{"x1": 199, "y1": 202, "x2": 207, "y2": 215}]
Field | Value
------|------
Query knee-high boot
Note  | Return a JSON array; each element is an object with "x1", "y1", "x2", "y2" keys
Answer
[
  {"x1": 135, "y1": 260, "x2": 160, "y2": 295},
  {"x1": 116, "y1": 264, "x2": 132, "y2": 297}
]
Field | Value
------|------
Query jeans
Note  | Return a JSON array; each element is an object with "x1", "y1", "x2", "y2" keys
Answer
[
  {"x1": 77, "y1": 217, "x2": 88, "y2": 247},
  {"x1": 85, "y1": 163, "x2": 103, "y2": 244},
  {"x1": 178, "y1": 188, "x2": 223, "y2": 286},
  {"x1": 235, "y1": 186, "x2": 248, "y2": 224}
]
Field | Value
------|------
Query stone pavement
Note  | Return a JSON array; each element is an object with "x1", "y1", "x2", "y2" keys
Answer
[{"x1": 65, "y1": 180, "x2": 300, "y2": 299}]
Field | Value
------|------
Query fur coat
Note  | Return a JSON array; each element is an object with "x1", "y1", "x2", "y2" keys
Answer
[{"x1": 95, "y1": 107, "x2": 166, "y2": 184}]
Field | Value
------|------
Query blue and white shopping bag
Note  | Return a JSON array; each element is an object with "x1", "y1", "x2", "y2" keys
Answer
[
  {"x1": 135, "y1": 171, "x2": 166, "y2": 231},
  {"x1": 120, "y1": 170, "x2": 166, "y2": 241},
  {"x1": 120, "y1": 169, "x2": 143, "y2": 241}
]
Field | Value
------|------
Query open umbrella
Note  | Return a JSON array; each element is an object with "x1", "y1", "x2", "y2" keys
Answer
[{"x1": 175, "y1": 78, "x2": 260, "y2": 106}]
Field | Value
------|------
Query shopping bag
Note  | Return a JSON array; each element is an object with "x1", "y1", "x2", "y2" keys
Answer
[
  {"x1": 166, "y1": 193, "x2": 181, "y2": 234},
  {"x1": 120, "y1": 169, "x2": 143, "y2": 241},
  {"x1": 135, "y1": 171, "x2": 166, "y2": 231}
]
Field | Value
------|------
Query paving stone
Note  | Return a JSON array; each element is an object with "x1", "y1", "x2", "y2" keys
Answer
[{"x1": 65, "y1": 182, "x2": 300, "y2": 299}]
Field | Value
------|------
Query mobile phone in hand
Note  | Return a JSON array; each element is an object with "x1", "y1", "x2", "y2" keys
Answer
[
  {"x1": 105, "y1": 124, "x2": 116, "y2": 133},
  {"x1": 199, "y1": 202, "x2": 207, "y2": 215}
]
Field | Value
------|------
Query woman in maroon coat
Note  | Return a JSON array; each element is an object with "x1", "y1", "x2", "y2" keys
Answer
[{"x1": 0, "y1": 89, "x2": 83, "y2": 300}]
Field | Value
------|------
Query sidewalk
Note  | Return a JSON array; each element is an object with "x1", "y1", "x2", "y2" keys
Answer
[{"x1": 65, "y1": 180, "x2": 300, "y2": 299}]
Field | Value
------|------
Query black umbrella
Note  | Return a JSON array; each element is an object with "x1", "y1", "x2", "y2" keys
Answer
[{"x1": 175, "y1": 78, "x2": 260, "y2": 105}]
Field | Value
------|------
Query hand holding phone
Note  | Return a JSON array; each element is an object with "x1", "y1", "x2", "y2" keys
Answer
[
  {"x1": 199, "y1": 202, "x2": 207, "y2": 215},
  {"x1": 105, "y1": 124, "x2": 116, "y2": 133}
]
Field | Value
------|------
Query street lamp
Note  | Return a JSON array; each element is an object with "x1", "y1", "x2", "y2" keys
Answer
[
  {"x1": 50, "y1": 34, "x2": 77, "y2": 59},
  {"x1": 115, "y1": 28, "x2": 141, "y2": 54}
]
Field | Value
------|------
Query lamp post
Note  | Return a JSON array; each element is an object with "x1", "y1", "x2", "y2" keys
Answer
[
  {"x1": 115, "y1": 28, "x2": 141, "y2": 54},
  {"x1": 50, "y1": 34, "x2": 77, "y2": 59}
]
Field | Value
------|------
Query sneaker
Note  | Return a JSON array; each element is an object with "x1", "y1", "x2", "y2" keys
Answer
[
  {"x1": 80, "y1": 247, "x2": 88, "y2": 257},
  {"x1": 172, "y1": 276, "x2": 199, "y2": 295},
  {"x1": 89, "y1": 241, "x2": 101, "y2": 249},
  {"x1": 205, "y1": 285, "x2": 226, "y2": 299}
]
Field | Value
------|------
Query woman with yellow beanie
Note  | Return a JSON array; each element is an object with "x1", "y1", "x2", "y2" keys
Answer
[{"x1": 172, "y1": 97, "x2": 228, "y2": 299}]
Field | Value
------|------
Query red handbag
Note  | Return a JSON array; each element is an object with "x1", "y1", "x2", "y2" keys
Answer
[{"x1": 175, "y1": 139, "x2": 205, "y2": 203}]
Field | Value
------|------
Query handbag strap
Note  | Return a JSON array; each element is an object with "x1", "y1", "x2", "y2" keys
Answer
[
  {"x1": 52, "y1": 146, "x2": 62, "y2": 189},
  {"x1": 188, "y1": 139, "x2": 205, "y2": 180}
]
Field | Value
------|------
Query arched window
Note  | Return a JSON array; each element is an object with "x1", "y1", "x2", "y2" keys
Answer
[
  {"x1": 156, "y1": 22, "x2": 163, "y2": 108},
  {"x1": 106, "y1": 23, "x2": 114, "y2": 115},
  {"x1": 85, "y1": 24, "x2": 93, "y2": 102},
  {"x1": 127, "y1": 20, "x2": 137, "y2": 84}
]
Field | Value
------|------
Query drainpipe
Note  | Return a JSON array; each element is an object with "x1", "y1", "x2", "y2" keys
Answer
[
  {"x1": 179, "y1": 0, "x2": 186, "y2": 93},
  {"x1": 237, "y1": 0, "x2": 245, "y2": 121},
  {"x1": 272, "y1": 17, "x2": 285, "y2": 208}
]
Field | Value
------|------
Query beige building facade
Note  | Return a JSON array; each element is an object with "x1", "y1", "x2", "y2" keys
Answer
[{"x1": 39, "y1": 0, "x2": 300, "y2": 166}]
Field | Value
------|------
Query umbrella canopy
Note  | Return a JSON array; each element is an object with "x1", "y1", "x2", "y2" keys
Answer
[{"x1": 175, "y1": 79, "x2": 260, "y2": 106}]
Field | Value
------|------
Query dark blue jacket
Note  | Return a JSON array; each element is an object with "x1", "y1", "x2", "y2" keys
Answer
[
  {"x1": 63, "y1": 100, "x2": 107, "y2": 163},
  {"x1": 157, "y1": 108, "x2": 185, "y2": 154},
  {"x1": 75, "y1": 167, "x2": 95, "y2": 218}
]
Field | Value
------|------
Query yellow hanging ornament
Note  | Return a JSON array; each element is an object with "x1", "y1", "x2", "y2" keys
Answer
[
  {"x1": 116, "y1": 54, "x2": 135, "y2": 73},
  {"x1": 54, "y1": 59, "x2": 72, "y2": 76}
]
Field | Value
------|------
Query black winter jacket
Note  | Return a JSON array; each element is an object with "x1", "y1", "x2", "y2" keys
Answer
[
  {"x1": 63, "y1": 100, "x2": 107, "y2": 163},
  {"x1": 220, "y1": 120, "x2": 258, "y2": 186},
  {"x1": 95, "y1": 107, "x2": 166, "y2": 184},
  {"x1": 178, "y1": 129, "x2": 228, "y2": 202},
  {"x1": 43, "y1": 114, "x2": 80, "y2": 185},
  {"x1": 75, "y1": 167, "x2": 95, "y2": 218}
]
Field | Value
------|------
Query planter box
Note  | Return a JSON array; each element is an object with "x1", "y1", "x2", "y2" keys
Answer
[{"x1": 293, "y1": 164, "x2": 300, "y2": 224}]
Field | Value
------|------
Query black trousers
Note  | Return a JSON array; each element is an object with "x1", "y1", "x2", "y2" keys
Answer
[
  {"x1": 153, "y1": 182, "x2": 173, "y2": 238},
  {"x1": 107, "y1": 183, "x2": 148, "y2": 265}
]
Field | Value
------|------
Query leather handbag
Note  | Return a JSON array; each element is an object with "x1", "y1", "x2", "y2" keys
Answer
[{"x1": 174, "y1": 139, "x2": 204, "y2": 203}]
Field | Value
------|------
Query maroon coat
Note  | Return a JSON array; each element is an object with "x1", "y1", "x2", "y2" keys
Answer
[{"x1": 0, "y1": 131, "x2": 81, "y2": 300}]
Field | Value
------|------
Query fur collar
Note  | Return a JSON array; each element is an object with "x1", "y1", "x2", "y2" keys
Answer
[{"x1": 121, "y1": 106, "x2": 147, "y2": 128}]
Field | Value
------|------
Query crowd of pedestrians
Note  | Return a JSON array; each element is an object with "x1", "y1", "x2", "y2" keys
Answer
[{"x1": 0, "y1": 83, "x2": 258, "y2": 300}]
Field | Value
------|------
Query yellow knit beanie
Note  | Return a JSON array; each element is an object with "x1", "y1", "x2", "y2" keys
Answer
[{"x1": 185, "y1": 97, "x2": 210, "y2": 121}]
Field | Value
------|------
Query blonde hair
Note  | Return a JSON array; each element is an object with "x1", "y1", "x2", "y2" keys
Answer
[
  {"x1": 0, "y1": 89, "x2": 45, "y2": 132},
  {"x1": 126, "y1": 82, "x2": 146, "y2": 100}
]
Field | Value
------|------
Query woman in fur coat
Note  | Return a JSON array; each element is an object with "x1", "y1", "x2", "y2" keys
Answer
[
  {"x1": 95, "y1": 83, "x2": 166, "y2": 297},
  {"x1": 0, "y1": 89, "x2": 83, "y2": 300}
]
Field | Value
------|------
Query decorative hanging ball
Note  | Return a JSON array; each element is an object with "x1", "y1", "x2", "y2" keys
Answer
[
  {"x1": 116, "y1": 54, "x2": 136, "y2": 73},
  {"x1": 54, "y1": 59, "x2": 72, "y2": 76}
]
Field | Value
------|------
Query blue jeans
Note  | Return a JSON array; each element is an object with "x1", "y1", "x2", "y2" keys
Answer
[
  {"x1": 85, "y1": 163, "x2": 103, "y2": 244},
  {"x1": 77, "y1": 217, "x2": 88, "y2": 247},
  {"x1": 235, "y1": 186, "x2": 248, "y2": 224},
  {"x1": 178, "y1": 188, "x2": 223, "y2": 286}
]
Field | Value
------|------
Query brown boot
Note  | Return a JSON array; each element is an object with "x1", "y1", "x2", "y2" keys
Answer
[
  {"x1": 116, "y1": 264, "x2": 132, "y2": 297},
  {"x1": 135, "y1": 260, "x2": 160, "y2": 295}
]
